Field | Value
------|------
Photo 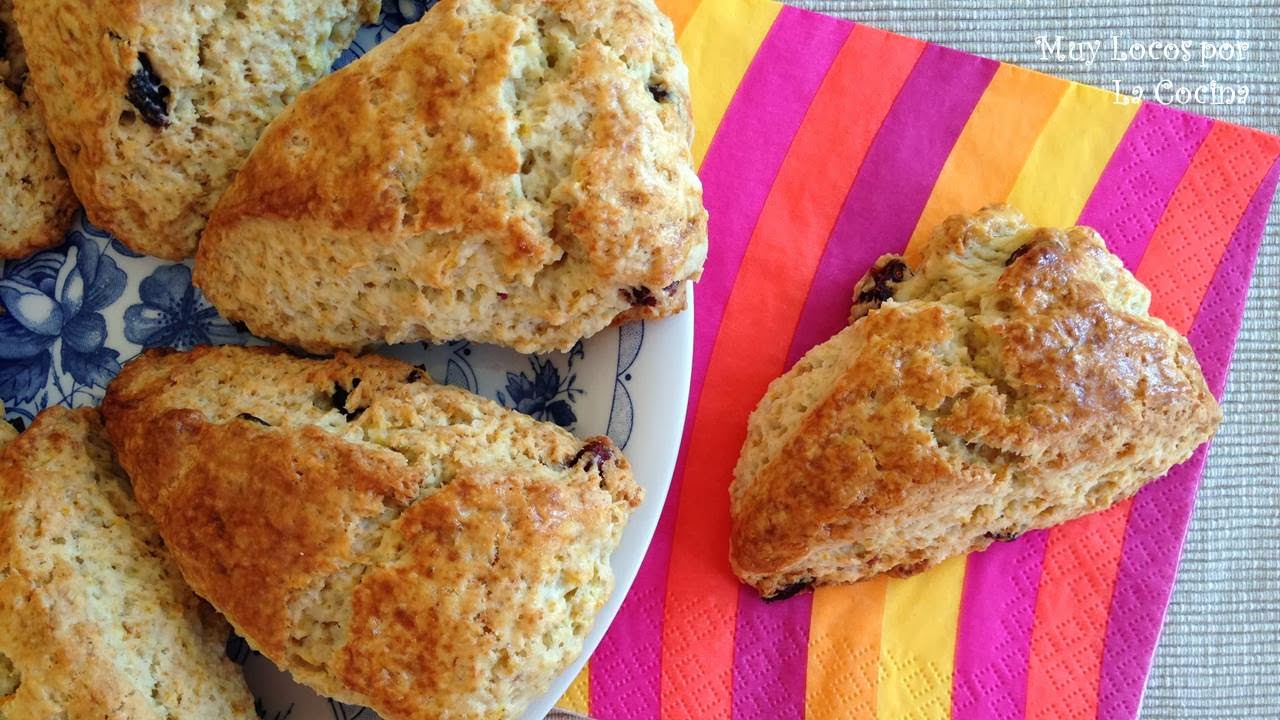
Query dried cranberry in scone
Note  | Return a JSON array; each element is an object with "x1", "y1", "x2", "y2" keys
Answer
[{"x1": 849, "y1": 255, "x2": 912, "y2": 321}]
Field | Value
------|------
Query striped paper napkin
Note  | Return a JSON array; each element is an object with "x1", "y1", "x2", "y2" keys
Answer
[{"x1": 558, "y1": 0, "x2": 1280, "y2": 718}]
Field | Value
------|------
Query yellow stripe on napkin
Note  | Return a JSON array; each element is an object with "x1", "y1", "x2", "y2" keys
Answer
[
  {"x1": 680, "y1": 0, "x2": 783, "y2": 167},
  {"x1": 1006, "y1": 83, "x2": 1140, "y2": 226},
  {"x1": 877, "y1": 556, "x2": 967, "y2": 720},
  {"x1": 904, "y1": 64, "x2": 1069, "y2": 263},
  {"x1": 559, "y1": 665, "x2": 591, "y2": 714}
]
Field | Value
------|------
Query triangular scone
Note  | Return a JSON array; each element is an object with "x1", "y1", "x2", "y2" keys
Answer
[
  {"x1": 102, "y1": 345, "x2": 642, "y2": 719},
  {"x1": 1, "y1": 1, "x2": 76, "y2": 259},
  {"x1": 0, "y1": 406, "x2": 256, "y2": 719},
  {"x1": 196, "y1": 0, "x2": 707, "y2": 354},
  {"x1": 13, "y1": 0, "x2": 379, "y2": 258},
  {"x1": 731, "y1": 205, "x2": 1221, "y2": 600}
]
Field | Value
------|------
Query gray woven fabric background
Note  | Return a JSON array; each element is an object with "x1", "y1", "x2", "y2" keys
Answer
[
  {"x1": 553, "y1": 3, "x2": 1277, "y2": 718},
  {"x1": 793, "y1": 2, "x2": 1279, "y2": 717}
]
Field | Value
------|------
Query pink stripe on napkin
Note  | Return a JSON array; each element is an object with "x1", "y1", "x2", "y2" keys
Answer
[
  {"x1": 1095, "y1": 157, "x2": 1280, "y2": 720},
  {"x1": 591, "y1": 9, "x2": 850, "y2": 717},
  {"x1": 785, "y1": 44, "x2": 998, "y2": 365}
]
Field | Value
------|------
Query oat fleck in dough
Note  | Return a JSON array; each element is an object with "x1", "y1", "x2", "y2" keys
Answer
[
  {"x1": 196, "y1": 0, "x2": 708, "y2": 354},
  {"x1": 0, "y1": 407, "x2": 256, "y2": 719},
  {"x1": 0, "y1": 0, "x2": 76, "y2": 259},
  {"x1": 102, "y1": 345, "x2": 643, "y2": 720},
  {"x1": 731, "y1": 205, "x2": 1222, "y2": 599},
  {"x1": 11, "y1": 0, "x2": 380, "y2": 259}
]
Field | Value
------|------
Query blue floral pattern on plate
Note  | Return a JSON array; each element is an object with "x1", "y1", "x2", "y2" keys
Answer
[
  {"x1": 327, "y1": 701, "x2": 370, "y2": 720},
  {"x1": 441, "y1": 340, "x2": 479, "y2": 394},
  {"x1": 332, "y1": 0, "x2": 438, "y2": 69},
  {"x1": 0, "y1": 3, "x2": 675, "y2": 718},
  {"x1": 124, "y1": 264, "x2": 241, "y2": 350},
  {"x1": 497, "y1": 341, "x2": 584, "y2": 430},
  {"x1": 607, "y1": 322, "x2": 644, "y2": 449},
  {"x1": 0, "y1": 230, "x2": 125, "y2": 421},
  {"x1": 257, "y1": 700, "x2": 297, "y2": 720}
]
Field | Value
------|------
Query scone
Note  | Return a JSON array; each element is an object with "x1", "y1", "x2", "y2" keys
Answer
[
  {"x1": 12, "y1": 0, "x2": 380, "y2": 259},
  {"x1": 195, "y1": 0, "x2": 707, "y2": 354},
  {"x1": 1, "y1": 0, "x2": 76, "y2": 259},
  {"x1": 731, "y1": 205, "x2": 1221, "y2": 599},
  {"x1": 0, "y1": 400, "x2": 15, "y2": 444},
  {"x1": 102, "y1": 345, "x2": 643, "y2": 719},
  {"x1": 0, "y1": 406, "x2": 256, "y2": 719}
]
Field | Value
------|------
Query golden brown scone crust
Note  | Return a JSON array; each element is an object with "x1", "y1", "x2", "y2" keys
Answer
[
  {"x1": 12, "y1": 0, "x2": 378, "y2": 259},
  {"x1": 731, "y1": 205, "x2": 1222, "y2": 599},
  {"x1": 0, "y1": 406, "x2": 255, "y2": 719},
  {"x1": 1, "y1": 0, "x2": 76, "y2": 259},
  {"x1": 195, "y1": 0, "x2": 707, "y2": 354},
  {"x1": 102, "y1": 345, "x2": 642, "y2": 719}
]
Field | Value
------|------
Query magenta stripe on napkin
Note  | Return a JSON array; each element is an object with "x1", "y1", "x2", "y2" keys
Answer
[
  {"x1": 1076, "y1": 103, "x2": 1213, "y2": 270},
  {"x1": 731, "y1": 587, "x2": 815, "y2": 720},
  {"x1": 1094, "y1": 157, "x2": 1280, "y2": 720},
  {"x1": 951, "y1": 99, "x2": 1213, "y2": 720},
  {"x1": 784, "y1": 44, "x2": 997, "y2": 365},
  {"x1": 590, "y1": 9, "x2": 849, "y2": 717},
  {"x1": 951, "y1": 532, "x2": 1050, "y2": 720},
  {"x1": 726, "y1": 11, "x2": 856, "y2": 720}
]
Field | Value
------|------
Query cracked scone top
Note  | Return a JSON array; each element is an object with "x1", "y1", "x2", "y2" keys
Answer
[
  {"x1": 195, "y1": 0, "x2": 708, "y2": 354},
  {"x1": 1, "y1": 0, "x2": 76, "y2": 259},
  {"x1": 12, "y1": 0, "x2": 380, "y2": 259},
  {"x1": 102, "y1": 345, "x2": 642, "y2": 720},
  {"x1": 731, "y1": 205, "x2": 1221, "y2": 599},
  {"x1": 0, "y1": 406, "x2": 256, "y2": 719}
]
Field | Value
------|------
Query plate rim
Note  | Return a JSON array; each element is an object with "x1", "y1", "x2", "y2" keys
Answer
[{"x1": 522, "y1": 289, "x2": 695, "y2": 719}]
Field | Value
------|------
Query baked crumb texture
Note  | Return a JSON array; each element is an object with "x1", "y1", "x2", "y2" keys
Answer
[
  {"x1": 12, "y1": 0, "x2": 380, "y2": 258},
  {"x1": 196, "y1": 0, "x2": 708, "y2": 354},
  {"x1": 0, "y1": 406, "x2": 256, "y2": 719},
  {"x1": 102, "y1": 345, "x2": 642, "y2": 719},
  {"x1": 731, "y1": 205, "x2": 1222, "y2": 599},
  {"x1": 0, "y1": 0, "x2": 76, "y2": 259}
]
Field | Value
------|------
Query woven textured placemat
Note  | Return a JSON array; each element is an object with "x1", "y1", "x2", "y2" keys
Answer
[{"x1": 788, "y1": 2, "x2": 1279, "y2": 717}]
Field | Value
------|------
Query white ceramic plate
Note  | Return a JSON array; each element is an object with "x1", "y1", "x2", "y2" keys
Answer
[{"x1": 0, "y1": 2, "x2": 693, "y2": 716}]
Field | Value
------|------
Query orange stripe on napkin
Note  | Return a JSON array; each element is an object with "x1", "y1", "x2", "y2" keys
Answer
[
  {"x1": 1136, "y1": 122, "x2": 1280, "y2": 333},
  {"x1": 724, "y1": 22, "x2": 925, "y2": 367},
  {"x1": 659, "y1": 9, "x2": 861, "y2": 719},
  {"x1": 656, "y1": 0, "x2": 702, "y2": 38},
  {"x1": 903, "y1": 64, "x2": 1068, "y2": 263},
  {"x1": 661, "y1": 21, "x2": 923, "y2": 720},
  {"x1": 806, "y1": 578, "x2": 890, "y2": 719},
  {"x1": 725, "y1": 23, "x2": 924, "y2": 716},
  {"x1": 1026, "y1": 502, "x2": 1132, "y2": 720}
]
